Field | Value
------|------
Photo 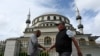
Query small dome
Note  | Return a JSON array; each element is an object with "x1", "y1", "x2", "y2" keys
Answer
[
  {"x1": 26, "y1": 19, "x2": 31, "y2": 24},
  {"x1": 76, "y1": 15, "x2": 81, "y2": 20},
  {"x1": 78, "y1": 24, "x2": 83, "y2": 29}
]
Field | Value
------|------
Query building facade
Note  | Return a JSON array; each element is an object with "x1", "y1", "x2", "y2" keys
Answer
[{"x1": 2, "y1": 11, "x2": 100, "y2": 56}]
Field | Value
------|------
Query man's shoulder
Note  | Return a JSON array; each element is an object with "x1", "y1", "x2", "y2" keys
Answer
[
  {"x1": 30, "y1": 34, "x2": 36, "y2": 38},
  {"x1": 66, "y1": 30, "x2": 75, "y2": 38},
  {"x1": 66, "y1": 30, "x2": 73, "y2": 34},
  {"x1": 32, "y1": 34, "x2": 35, "y2": 36}
]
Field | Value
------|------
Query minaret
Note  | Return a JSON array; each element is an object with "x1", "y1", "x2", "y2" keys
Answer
[
  {"x1": 76, "y1": 7, "x2": 84, "y2": 34},
  {"x1": 26, "y1": 9, "x2": 31, "y2": 28}
]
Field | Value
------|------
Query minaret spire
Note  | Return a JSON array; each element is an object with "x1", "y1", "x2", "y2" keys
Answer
[
  {"x1": 28, "y1": 9, "x2": 30, "y2": 19},
  {"x1": 76, "y1": 7, "x2": 81, "y2": 20},
  {"x1": 26, "y1": 9, "x2": 31, "y2": 28},
  {"x1": 76, "y1": 7, "x2": 80, "y2": 16},
  {"x1": 76, "y1": 7, "x2": 84, "y2": 34}
]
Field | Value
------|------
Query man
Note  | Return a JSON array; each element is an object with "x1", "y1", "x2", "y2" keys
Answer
[
  {"x1": 47, "y1": 22, "x2": 82, "y2": 56},
  {"x1": 27, "y1": 30, "x2": 46, "y2": 56}
]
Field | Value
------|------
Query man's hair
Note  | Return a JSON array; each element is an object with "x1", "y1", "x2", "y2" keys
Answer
[
  {"x1": 55, "y1": 21, "x2": 65, "y2": 26},
  {"x1": 35, "y1": 30, "x2": 41, "y2": 34}
]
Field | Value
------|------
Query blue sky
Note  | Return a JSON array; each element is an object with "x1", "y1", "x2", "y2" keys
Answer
[
  {"x1": 0, "y1": 0, "x2": 100, "y2": 43},
  {"x1": 38, "y1": 0, "x2": 75, "y2": 16}
]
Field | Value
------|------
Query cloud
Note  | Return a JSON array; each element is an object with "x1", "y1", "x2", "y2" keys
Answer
[
  {"x1": 0, "y1": 0, "x2": 100, "y2": 43},
  {"x1": 75, "y1": 0, "x2": 100, "y2": 11},
  {"x1": 75, "y1": 0, "x2": 100, "y2": 42},
  {"x1": 92, "y1": 12, "x2": 100, "y2": 35},
  {"x1": 0, "y1": 0, "x2": 57, "y2": 40}
]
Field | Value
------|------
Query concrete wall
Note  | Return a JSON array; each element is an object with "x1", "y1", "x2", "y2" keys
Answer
[
  {"x1": 4, "y1": 39, "x2": 20, "y2": 56},
  {"x1": 81, "y1": 47, "x2": 100, "y2": 56}
]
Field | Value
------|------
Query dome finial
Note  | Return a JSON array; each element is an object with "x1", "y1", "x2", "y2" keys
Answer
[
  {"x1": 28, "y1": 8, "x2": 31, "y2": 19},
  {"x1": 76, "y1": 7, "x2": 82, "y2": 20},
  {"x1": 26, "y1": 9, "x2": 31, "y2": 24},
  {"x1": 26, "y1": 9, "x2": 31, "y2": 28},
  {"x1": 75, "y1": 2, "x2": 80, "y2": 16},
  {"x1": 76, "y1": 7, "x2": 80, "y2": 16},
  {"x1": 75, "y1": 5, "x2": 84, "y2": 34}
]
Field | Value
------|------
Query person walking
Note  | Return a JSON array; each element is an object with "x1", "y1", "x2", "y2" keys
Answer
[
  {"x1": 47, "y1": 21, "x2": 82, "y2": 56},
  {"x1": 27, "y1": 30, "x2": 46, "y2": 56}
]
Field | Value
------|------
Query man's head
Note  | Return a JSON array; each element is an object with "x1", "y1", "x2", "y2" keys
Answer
[
  {"x1": 56, "y1": 21, "x2": 66, "y2": 31},
  {"x1": 35, "y1": 30, "x2": 41, "y2": 37}
]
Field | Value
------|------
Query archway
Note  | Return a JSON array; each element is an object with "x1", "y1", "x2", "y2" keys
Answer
[{"x1": 44, "y1": 36, "x2": 52, "y2": 45}]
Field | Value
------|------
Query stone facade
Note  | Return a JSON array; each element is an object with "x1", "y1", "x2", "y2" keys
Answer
[{"x1": 3, "y1": 13, "x2": 100, "y2": 56}]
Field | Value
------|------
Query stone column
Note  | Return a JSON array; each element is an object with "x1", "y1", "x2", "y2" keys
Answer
[{"x1": 4, "y1": 38, "x2": 20, "y2": 56}]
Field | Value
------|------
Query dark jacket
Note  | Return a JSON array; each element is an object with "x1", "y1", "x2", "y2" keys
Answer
[{"x1": 55, "y1": 29, "x2": 72, "y2": 53}]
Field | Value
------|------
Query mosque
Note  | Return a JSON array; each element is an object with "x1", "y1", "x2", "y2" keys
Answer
[{"x1": 2, "y1": 8, "x2": 100, "y2": 56}]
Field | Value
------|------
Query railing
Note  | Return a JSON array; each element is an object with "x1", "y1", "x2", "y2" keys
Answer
[
  {"x1": 18, "y1": 49, "x2": 58, "y2": 56},
  {"x1": 18, "y1": 41, "x2": 58, "y2": 56},
  {"x1": 2, "y1": 40, "x2": 96, "y2": 56}
]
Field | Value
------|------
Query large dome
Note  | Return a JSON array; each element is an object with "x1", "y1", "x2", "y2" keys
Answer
[
  {"x1": 30, "y1": 13, "x2": 76, "y2": 31},
  {"x1": 24, "y1": 13, "x2": 76, "y2": 34},
  {"x1": 32, "y1": 14, "x2": 71, "y2": 27}
]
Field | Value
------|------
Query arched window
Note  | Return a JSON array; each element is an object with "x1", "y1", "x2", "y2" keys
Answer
[
  {"x1": 79, "y1": 38, "x2": 86, "y2": 45},
  {"x1": 47, "y1": 16, "x2": 50, "y2": 20},
  {"x1": 47, "y1": 24, "x2": 48, "y2": 26},
  {"x1": 50, "y1": 24, "x2": 52, "y2": 26},
  {"x1": 59, "y1": 17, "x2": 62, "y2": 21},
  {"x1": 54, "y1": 16, "x2": 56, "y2": 20},
  {"x1": 89, "y1": 39, "x2": 95, "y2": 45},
  {"x1": 44, "y1": 36, "x2": 51, "y2": 45}
]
